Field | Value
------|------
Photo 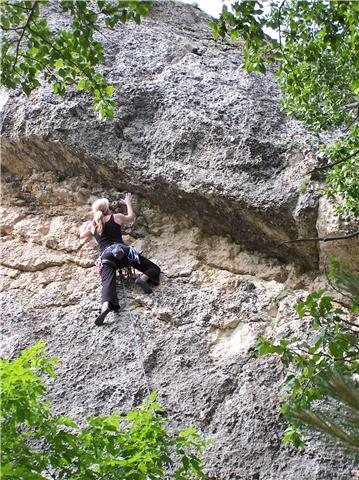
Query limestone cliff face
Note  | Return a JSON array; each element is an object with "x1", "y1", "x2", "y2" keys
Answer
[
  {"x1": 1, "y1": 174, "x2": 356, "y2": 480},
  {"x1": 1, "y1": 0, "x2": 322, "y2": 268},
  {"x1": 1, "y1": 2, "x2": 358, "y2": 479}
]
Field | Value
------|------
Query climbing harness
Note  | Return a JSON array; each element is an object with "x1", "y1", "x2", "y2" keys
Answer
[
  {"x1": 119, "y1": 273, "x2": 151, "y2": 396},
  {"x1": 96, "y1": 242, "x2": 140, "y2": 274}
]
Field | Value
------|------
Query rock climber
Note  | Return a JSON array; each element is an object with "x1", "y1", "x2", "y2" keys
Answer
[{"x1": 79, "y1": 193, "x2": 160, "y2": 326}]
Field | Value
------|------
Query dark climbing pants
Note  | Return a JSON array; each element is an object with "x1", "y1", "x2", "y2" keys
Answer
[{"x1": 100, "y1": 251, "x2": 160, "y2": 308}]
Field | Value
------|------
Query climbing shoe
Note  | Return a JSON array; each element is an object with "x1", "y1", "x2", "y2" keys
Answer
[
  {"x1": 95, "y1": 308, "x2": 111, "y2": 326},
  {"x1": 135, "y1": 277, "x2": 153, "y2": 294}
]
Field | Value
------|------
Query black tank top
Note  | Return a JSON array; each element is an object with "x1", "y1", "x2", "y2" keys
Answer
[{"x1": 93, "y1": 215, "x2": 124, "y2": 252}]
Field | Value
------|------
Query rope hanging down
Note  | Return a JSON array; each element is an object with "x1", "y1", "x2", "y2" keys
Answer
[
  {"x1": 119, "y1": 273, "x2": 151, "y2": 396},
  {"x1": 119, "y1": 271, "x2": 175, "y2": 479}
]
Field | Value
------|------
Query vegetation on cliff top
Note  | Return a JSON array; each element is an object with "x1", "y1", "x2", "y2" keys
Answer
[{"x1": 0, "y1": 0, "x2": 152, "y2": 119}]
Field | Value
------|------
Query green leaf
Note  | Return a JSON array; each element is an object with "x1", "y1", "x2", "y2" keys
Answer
[
  {"x1": 0, "y1": 0, "x2": 152, "y2": 119},
  {"x1": 55, "y1": 58, "x2": 64, "y2": 69},
  {"x1": 105, "y1": 84, "x2": 115, "y2": 95},
  {"x1": 1, "y1": 344, "x2": 206, "y2": 478},
  {"x1": 282, "y1": 427, "x2": 304, "y2": 448}
]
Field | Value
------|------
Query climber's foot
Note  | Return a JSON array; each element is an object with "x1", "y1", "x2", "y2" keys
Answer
[
  {"x1": 135, "y1": 277, "x2": 153, "y2": 294},
  {"x1": 95, "y1": 307, "x2": 111, "y2": 326}
]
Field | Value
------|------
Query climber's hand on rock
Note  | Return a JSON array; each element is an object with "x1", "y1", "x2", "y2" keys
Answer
[{"x1": 120, "y1": 192, "x2": 133, "y2": 205}]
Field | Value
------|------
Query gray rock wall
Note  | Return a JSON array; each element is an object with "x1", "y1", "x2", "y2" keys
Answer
[
  {"x1": 1, "y1": 173, "x2": 356, "y2": 480},
  {"x1": 1, "y1": 0, "x2": 320, "y2": 268},
  {"x1": 1, "y1": 2, "x2": 357, "y2": 479}
]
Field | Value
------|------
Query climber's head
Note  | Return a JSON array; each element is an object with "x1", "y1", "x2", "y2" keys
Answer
[
  {"x1": 92, "y1": 198, "x2": 110, "y2": 235},
  {"x1": 92, "y1": 198, "x2": 110, "y2": 215}
]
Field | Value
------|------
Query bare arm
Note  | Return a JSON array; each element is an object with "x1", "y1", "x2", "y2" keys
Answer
[
  {"x1": 79, "y1": 220, "x2": 93, "y2": 241},
  {"x1": 114, "y1": 192, "x2": 135, "y2": 225}
]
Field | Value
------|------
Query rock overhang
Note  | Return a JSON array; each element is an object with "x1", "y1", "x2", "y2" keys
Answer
[{"x1": 1, "y1": 0, "x2": 320, "y2": 268}]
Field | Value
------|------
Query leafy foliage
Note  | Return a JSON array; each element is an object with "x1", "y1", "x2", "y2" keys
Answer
[
  {"x1": 323, "y1": 125, "x2": 359, "y2": 216},
  {"x1": 327, "y1": 258, "x2": 359, "y2": 309},
  {"x1": 292, "y1": 373, "x2": 359, "y2": 454},
  {"x1": 211, "y1": 1, "x2": 359, "y2": 216},
  {"x1": 0, "y1": 341, "x2": 207, "y2": 479},
  {"x1": 255, "y1": 260, "x2": 359, "y2": 452},
  {"x1": 0, "y1": 0, "x2": 152, "y2": 118}
]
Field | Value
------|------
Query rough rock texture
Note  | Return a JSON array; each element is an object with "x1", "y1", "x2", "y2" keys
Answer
[
  {"x1": 316, "y1": 196, "x2": 359, "y2": 270},
  {"x1": 1, "y1": 174, "x2": 357, "y2": 480},
  {"x1": 1, "y1": 0, "x2": 321, "y2": 268},
  {"x1": 1, "y1": 2, "x2": 358, "y2": 479}
]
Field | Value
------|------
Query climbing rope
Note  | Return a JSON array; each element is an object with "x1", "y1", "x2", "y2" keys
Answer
[
  {"x1": 118, "y1": 271, "x2": 174, "y2": 479},
  {"x1": 119, "y1": 272, "x2": 152, "y2": 396}
]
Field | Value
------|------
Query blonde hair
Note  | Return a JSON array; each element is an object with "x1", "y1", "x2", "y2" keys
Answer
[{"x1": 92, "y1": 198, "x2": 110, "y2": 235}]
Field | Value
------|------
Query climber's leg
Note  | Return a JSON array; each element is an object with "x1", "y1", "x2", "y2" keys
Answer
[
  {"x1": 135, "y1": 276, "x2": 153, "y2": 294},
  {"x1": 137, "y1": 255, "x2": 161, "y2": 284},
  {"x1": 133, "y1": 255, "x2": 161, "y2": 293},
  {"x1": 101, "y1": 262, "x2": 120, "y2": 308},
  {"x1": 94, "y1": 257, "x2": 121, "y2": 326},
  {"x1": 95, "y1": 303, "x2": 111, "y2": 326}
]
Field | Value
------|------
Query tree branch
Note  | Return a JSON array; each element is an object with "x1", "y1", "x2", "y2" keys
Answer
[
  {"x1": 3, "y1": 2, "x2": 30, "y2": 10},
  {"x1": 277, "y1": 0, "x2": 287, "y2": 53},
  {"x1": 10, "y1": 1, "x2": 38, "y2": 74},
  {"x1": 1, "y1": 26, "x2": 25, "y2": 31},
  {"x1": 295, "y1": 345, "x2": 358, "y2": 361},
  {"x1": 44, "y1": 467, "x2": 57, "y2": 480},
  {"x1": 18, "y1": 51, "x2": 56, "y2": 79},
  {"x1": 295, "y1": 346, "x2": 332, "y2": 359},
  {"x1": 308, "y1": 149, "x2": 359, "y2": 174},
  {"x1": 345, "y1": 101, "x2": 359, "y2": 109},
  {"x1": 343, "y1": 113, "x2": 359, "y2": 133},
  {"x1": 281, "y1": 231, "x2": 359, "y2": 244},
  {"x1": 323, "y1": 261, "x2": 353, "y2": 302},
  {"x1": 337, "y1": 317, "x2": 359, "y2": 329}
]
